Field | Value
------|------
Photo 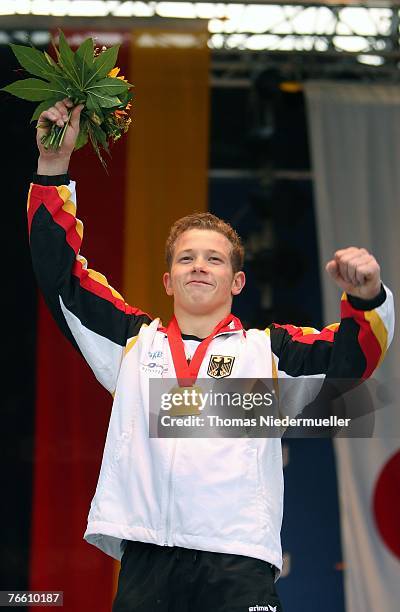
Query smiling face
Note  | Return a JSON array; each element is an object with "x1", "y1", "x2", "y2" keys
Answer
[{"x1": 163, "y1": 229, "x2": 245, "y2": 316}]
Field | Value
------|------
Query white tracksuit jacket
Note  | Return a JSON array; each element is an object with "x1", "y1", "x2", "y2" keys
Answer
[{"x1": 28, "y1": 177, "x2": 395, "y2": 576}]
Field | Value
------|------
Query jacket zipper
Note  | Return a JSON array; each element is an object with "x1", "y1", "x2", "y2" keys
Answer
[{"x1": 164, "y1": 439, "x2": 177, "y2": 546}]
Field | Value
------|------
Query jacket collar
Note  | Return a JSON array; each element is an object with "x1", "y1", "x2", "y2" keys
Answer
[{"x1": 157, "y1": 314, "x2": 245, "y2": 337}]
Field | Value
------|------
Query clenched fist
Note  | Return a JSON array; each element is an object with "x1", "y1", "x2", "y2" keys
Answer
[{"x1": 326, "y1": 247, "x2": 381, "y2": 300}]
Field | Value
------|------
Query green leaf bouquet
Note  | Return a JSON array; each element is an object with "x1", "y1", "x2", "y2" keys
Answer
[{"x1": 2, "y1": 31, "x2": 133, "y2": 168}]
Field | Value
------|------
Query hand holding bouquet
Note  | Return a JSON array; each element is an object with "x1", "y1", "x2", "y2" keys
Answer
[
  {"x1": 2, "y1": 31, "x2": 133, "y2": 169},
  {"x1": 34, "y1": 98, "x2": 84, "y2": 173}
]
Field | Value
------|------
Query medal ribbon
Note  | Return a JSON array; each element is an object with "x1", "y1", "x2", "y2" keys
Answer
[{"x1": 167, "y1": 314, "x2": 239, "y2": 387}]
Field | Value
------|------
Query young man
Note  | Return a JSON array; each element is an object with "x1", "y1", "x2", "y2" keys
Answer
[{"x1": 29, "y1": 100, "x2": 394, "y2": 612}]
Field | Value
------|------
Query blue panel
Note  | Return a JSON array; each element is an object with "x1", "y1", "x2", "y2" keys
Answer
[
  {"x1": 279, "y1": 440, "x2": 345, "y2": 611},
  {"x1": 209, "y1": 176, "x2": 263, "y2": 325}
]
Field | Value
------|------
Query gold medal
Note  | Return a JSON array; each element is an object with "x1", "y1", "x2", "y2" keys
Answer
[{"x1": 168, "y1": 385, "x2": 203, "y2": 416}]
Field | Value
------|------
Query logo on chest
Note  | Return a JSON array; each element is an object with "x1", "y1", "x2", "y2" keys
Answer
[
  {"x1": 140, "y1": 350, "x2": 168, "y2": 375},
  {"x1": 207, "y1": 355, "x2": 235, "y2": 379}
]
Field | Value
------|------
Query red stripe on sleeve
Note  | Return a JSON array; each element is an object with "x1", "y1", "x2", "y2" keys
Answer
[
  {"x1": 72, "y1": 259, "x2": 148, "y2": 317},
  {"x1": 274, "y1": 323, "x2": 336, "y2": 345},
  {"x1": 30, "y1": 184, "x2": 151, "y2": 319},
  {"x1": 341, "y1": 299, "x2": 382, "y2": 378},
  {"x1": 27, "y1": 185, "x2": 48, "y2": 234},
  {"x1": 28, "y1": 185, "x2": 82, "y2": 254}
]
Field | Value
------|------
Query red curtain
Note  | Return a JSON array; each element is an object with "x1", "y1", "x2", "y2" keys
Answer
[{"x1": 29, "y1": 32, "x2": 130, "y2": 612}]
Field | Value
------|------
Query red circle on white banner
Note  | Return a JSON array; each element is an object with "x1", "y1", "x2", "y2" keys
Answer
[{"x1": 372, "y1": 450, "x2": 400, "y2": 560}]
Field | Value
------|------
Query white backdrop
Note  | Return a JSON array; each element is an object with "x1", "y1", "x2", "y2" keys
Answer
[{"x1": 304, "y1": 81, "x2": 400, "y2": 611}]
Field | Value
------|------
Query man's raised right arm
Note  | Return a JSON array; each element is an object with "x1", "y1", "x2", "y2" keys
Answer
[{"x1": 29, "y1": 99, "x2": 152, "y2": 394}]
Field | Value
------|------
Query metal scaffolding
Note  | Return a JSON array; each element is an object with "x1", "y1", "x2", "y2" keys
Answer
[{"x1": 2, "y1": 2, "x2": 400, "y2": 82}]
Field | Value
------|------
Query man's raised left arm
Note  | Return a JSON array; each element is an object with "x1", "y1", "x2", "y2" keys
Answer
[{"x1": 269, "y1": 247, "x2": 394, "y2": 381}]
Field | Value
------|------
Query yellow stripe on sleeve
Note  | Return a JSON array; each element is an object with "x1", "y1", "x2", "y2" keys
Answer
[
  {"x1": 27, "y1": 184, "x2": 33, "y2": 211},
  {"x1": 57, "y1": 185, "x2": 72, "y2": 204},
  {"x1": 61, "y1": 199, "x2": 76, "y2": 217},
  {"x1": 124, "y1": 335, "x2": 139, "y2": 357},
  {"x1": 265, "y1": 328, "x2": 280, "y2": 398},
  {"x1": 364, "y1": 310, "x2": 388, "y2": 367}
]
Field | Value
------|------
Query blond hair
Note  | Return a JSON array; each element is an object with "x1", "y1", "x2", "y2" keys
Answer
[{"x1": 165, "y1": 212, "x2": 244, "y2": 273}]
